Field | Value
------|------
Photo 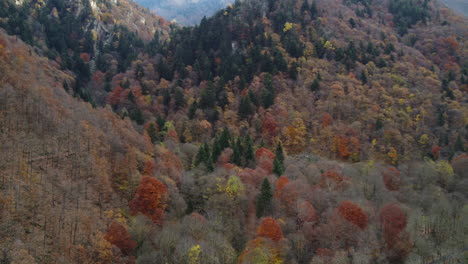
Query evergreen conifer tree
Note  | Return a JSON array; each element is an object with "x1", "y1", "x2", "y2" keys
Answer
[{"x1": 256, "y1": 178, "x2": 273, "y2": 217}]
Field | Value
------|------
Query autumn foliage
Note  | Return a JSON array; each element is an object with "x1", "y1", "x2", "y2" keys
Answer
[
  {"x1": 382, "y1": 167, "x2": 401, "y2": 191},
  {"x1": 320, "y1": 170, "x2": 348, "y2": 191},
  {"x1": 104, "y1": 222, "x2": 136, "y2": 256},
  {"x1": 379, "y1": 203, "x2": 407, "y2": 246},
  {"x1": 129, "y1": 176, "x2": 168, "y2": 224},
  {"x1": 337, "y1": 201, "x2": 368, "y2": 229},
  {"x1": 255, "y1": 147, "x2": 275, "y2": 173},
  {"x1": 297, "y1": 200, "x2": 318, "y2": 223},
  {"x1": 274, "y1": 176, "x2": 289, "y2": 197},
  {"x1": 256, "y1": 217, "x2": 284, "y2": 242}
]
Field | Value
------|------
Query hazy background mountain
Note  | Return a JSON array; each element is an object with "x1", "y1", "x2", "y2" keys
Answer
[
  {"x1": 441, "y1": 0, "x2": 468, "y2": 17},
  {"x1": 136, "y1": 0, "x2": 232, "y2": 25}
]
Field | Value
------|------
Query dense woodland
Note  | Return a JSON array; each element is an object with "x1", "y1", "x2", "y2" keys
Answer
[{"x1": 0, "y1": 0, "x2": 467, "y2": 263}]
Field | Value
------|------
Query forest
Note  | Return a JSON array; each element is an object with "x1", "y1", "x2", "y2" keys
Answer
[{"x1": 0, "y1": 0, "x2": 467, "y2": 263}]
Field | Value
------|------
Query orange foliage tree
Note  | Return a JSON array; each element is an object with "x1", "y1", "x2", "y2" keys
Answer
[
  {"x1": 256, "y1": 217, "x2": 284, "y2": 242},
  {"x1": 320, "y1": 112, "x2": 333, "y2": 127},
  {"x1": 104, "y1": 222, "x2": 137, "y2": 256},
  {"x1": 337, "y1": 201, "x2": 368, "y2": 229},
  {"x1": 129, "y1": 176, "x2": 168, "y2": 225},
  {"x1": 274, "y1": 176, "x2": 289, "y2": 197}
]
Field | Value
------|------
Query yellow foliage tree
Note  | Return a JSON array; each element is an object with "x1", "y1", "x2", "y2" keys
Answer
[
  {"x1": 283, "y1": 22, "x2": 293, "y2": 32},
  {"x1": 282, "y1": 118, "x2": 307, "y2": 154},
  {"x1": 188, "y1": 244, "x2": 202, "y2": 264}
]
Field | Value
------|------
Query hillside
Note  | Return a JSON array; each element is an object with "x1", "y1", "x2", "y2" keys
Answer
[{"x1": 0, "y1": 0, "x2": 467, "y2": 263}]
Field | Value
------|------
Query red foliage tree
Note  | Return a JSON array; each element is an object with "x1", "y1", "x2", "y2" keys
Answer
[
  {"x1": 255, "y1": 147, "x2": 275, "y2": 173},
  {"x1": 320, "y1": 170, "x2": 345, "y2": 188},
  {"x1": 431, "y1": 146, "x2": 441, "y2": 160},
  {"x1": 143, "y1": 160, "x2": 155, "y2": 176},
  {"x1": 239, "y1": 168, "x2": 267, "y2": 187},
  {"x1": 337, "y1": 201, "x2": 368, "y2": 229},
  {"x1": 129, "y1": 176, "x2": 168, "y2": 225},
  {"x1": 379, "y1": 203, "x2": 407, "y2": 247},
  {"x1": 108, "y1": 86, "x2": 123, "y2": 106},
  {"x1": 256, "y1": 217, "x2": 284, "y2": 242},
  {"x1": 382, "y1": 167, "x2": 401, "y2": 191},
  {"x1": 80, "y1": 53, "x2": 90, "y2": 62},
  {"x1": 165, "y1": 129, "x2": 179, "y2": 142},
  {"x1": 262, "y1": 113, "x2": 279, "y2": 142},
  {"x1": 255, "y1": 147, "x2": 275, "y2": 161},
  {"x1": 104, "y1": 222, "x2": 137, "y2": 255},
  {"x1": 297, "y1": 200, "x2": 318, "y2": 223}
]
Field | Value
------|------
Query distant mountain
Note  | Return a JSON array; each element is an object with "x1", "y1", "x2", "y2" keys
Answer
[
  {"x1": 441, "y1": 0, "x2": 468, "y2": 17},
  {"x1": 136, "y1": 0, "x2": 232, "y2": 25}
]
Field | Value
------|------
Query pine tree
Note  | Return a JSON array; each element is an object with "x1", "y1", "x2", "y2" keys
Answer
[
  {"x1": 231, "y1": 138, "x2": 243, "y2": 166},
  {"x1": 273, "y1": 157, "x2": 285, "y2": 176},
  {"x1": 244, "y1": 135, "x2": 255, "y2": 165},
  {"x1": 256, "y1": 178, "x2": 273, "y2": 218},
  {"x1": 360, "y1": 71, "x2": 368, "y2": 84},
  {"x1": 147, "y1": 123, "x2": 158, "y2": 144},
  {"x1": 174, "y1": 88, "x2": 185, "y2": 109},
  {"x1": 438, "y1": 111, "x2": 445, "y2": 127},
  {"x1": 203, "y1": 143, "x2": 214, "y2": 171},
  {"x1": 301, "y1": 0, "x2": 310, "y2": 13},
  {"x1": 212, "y1": 137, "x2": 222, "y2": 163},
  {"x1": 218, "y1": 127, "x2": 230, "y2": 151},
  {"x1": 272, "y1": 142, "x2": 285, "y2": 176},
  {"x1": 310, "y1": 1, "x2": 318, "y2": 19},
  {"x1": 248, "y1": 89, "x2": 259, "y2": 107},
  {"x1": 289, "y1": 61, "x2": 299, "y2": 80},
  {"x1": 275, "y1": 142, "x2": 285, "y2": 164},
  {"x1": 194, "y1": 144, "x2": 206, "y2": 166},
  {"x1": 454, "y1": 135, "x2": 465, "y2": 152},
  {"x1": 238, "y1": 96, "x2": 253, "y2": 119},
  {"x1": 130, "y1": 109, "x2": 144, "y2": 125},
  {"x1": 188, "y1": 101, "x2": 198, "y2": 120},
  {"x1": 375, "y1": 117, "x2": 383, "y2": 130},
  {"x1": 310, "y1": 78, "x2": 320, "y2": 92},
  {"x1": 199, "y1": 81, "x2": 216, "y2": 109}
]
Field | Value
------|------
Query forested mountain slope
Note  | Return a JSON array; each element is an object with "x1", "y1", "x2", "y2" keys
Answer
[{"x1": 0, "y1": 0, "x2": 467, "y2": 263}]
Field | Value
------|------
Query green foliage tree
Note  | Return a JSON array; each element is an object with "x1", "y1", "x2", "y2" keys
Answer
[
  {"x1": 244, "y1": 135, "x2": 255, "y2": 166},
  {"x1": 147, "y1": 123, "x2": 159, "y2": 144},
  {"x1": 454, "y1": 135, "x2": 465, "y2": 152},
  {"x1": 238, "y1": 95, "x2": 254, "y2": 119},
  {"x1": 256, "y1": 178, "x2": 273, "y2": 218}
]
